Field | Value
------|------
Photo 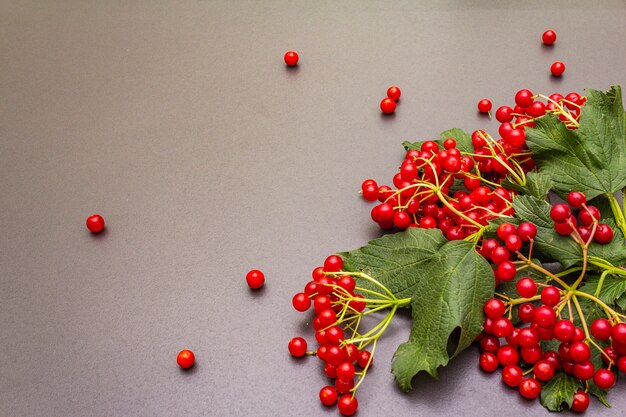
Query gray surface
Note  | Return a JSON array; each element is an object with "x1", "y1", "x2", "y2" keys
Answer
[{"x1": 1, "y1": 1, "x2": 626, "y2": 416}]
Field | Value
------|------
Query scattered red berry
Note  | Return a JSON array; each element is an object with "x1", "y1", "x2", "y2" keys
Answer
[
  {"x1": 288, "y1": 337, "x2": 308, "y2": 357},
  {"x1": 387, "y1": 86, "x2": 401, "y2": 101},
  {"x1": 477, "y1": 99, "x2": 492, "y2": 114},
  {"x1": 246, "y1": 269, "x2": 265, "y2": 289},
  {"x1": 86, "y1": 214, "x2": 105, "y2": 233},
  {"x1": 319, "y1": 386, "x2": 338, "y2": 406},
  {"x1": 380, "y1": 98, "x2": 397, "y2": 114},
  {"x1": 542, "y1": 30, "x2": 557, "y2": 45},
  {"x1": 284, "y1": 51, "x2": 299, "y2": 66},
  {"x1": 176, "y1": 349, "x2": 195, "y2": 369},
  {"x1": 550, "y1": 61, "x2": 565, "y2": 77},
  {"x1": 337, "y1": 395, "x2": 358, "y2": 416}
]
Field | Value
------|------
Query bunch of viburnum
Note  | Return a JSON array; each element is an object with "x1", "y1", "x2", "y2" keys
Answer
[{"x1": 289, "y1": 86, "x2": 626, "y2": 415}]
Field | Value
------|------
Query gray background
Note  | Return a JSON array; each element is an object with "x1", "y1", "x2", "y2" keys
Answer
[{"x1": 1, "y1": 1, "x2": 626, "y2": 416}]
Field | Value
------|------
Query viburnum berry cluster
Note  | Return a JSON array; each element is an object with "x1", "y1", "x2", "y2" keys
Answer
[
  {"x1": 289, "y1": 255, "x2": 410, "y2": 416},
  {"x1": 477, "y1": 194, "x2": 625, "y2": 411}
]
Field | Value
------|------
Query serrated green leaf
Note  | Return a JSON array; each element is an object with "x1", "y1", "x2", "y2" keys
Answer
[
  {"x1": 580, "y1": 275, "x2": 626, "y2": 306},
  {"x1": 340, "y1": 228, "x2": 494, "y2": 391},
  {"x1": 500, "y1": 172, "x2": 553, "y2": 200},
  {"x1": 525, "y1": 86, "x2": 626, "y2": 200},
  {"x1": 511, "y1": 195, "x2": 626, "y2": 269},
  {"x1": 402, "y1": 128, "x2": 473, "y2": 154},
  {"x1": 588, "y1": 384, "x2": 611, "y2": 408},
  {"x1": 540, "y1": 372, "x2": 580, "y2": 411}
]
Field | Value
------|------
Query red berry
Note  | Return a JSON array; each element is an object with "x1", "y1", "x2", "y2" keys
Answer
[
  {"x1": 567, "y1": 192, "x2": 587, "y2": 208},
  {"x1": 387, "y1": 86, "x2": 401, "y2": 101},
  {"x1": 336, "y1": 362, "x2": 356, "y2": 381},
  {"x1": 569, "y1": 341, "x2": 591, "y2": 363},
  {"x1": 505, "y1": 235, "x2": 522, "y2": 252},
  {"x1": 550, "y1": 204, "x2": 571, "y2": 223},
  {"x1": 618, "y1": 356, "x2": 626, "y2": 373},
  {"x1": 492, "y1": 318, "x2": 514, "y2": 338},
  {"x1": 579, "y1": 206, "x2": 600, "y2": 226},
  {"x1": 246, "y1": 269, "x2": 265, "y2": 289},
  {"x1": 497, "y1": 345, "x2": 519, "y2": 366},
  {"x1": 337, "y1": 394, "x2": 358, "y2": 416},
  {"x1": 502, "y1": 365, "x2": 524, "y2": 387},
  {"x1": 319, "y1": 386, "x2": 338, "y2": 406},
  {"x1": 497, "y1": 223, "x2": 517, "y2": 240},
  {"x1": 550, "y1": 61, "x2": 565, "y2": 77},
  {"x1": 573, "y1": 361, "x2": 595, "y2": 380},
  {"x1": 553, "y1": 319, "x2": 575, "y2": 342},
  {"x1": 478, "y1": 99, "x2": 492, "y2": 114},
  {"x1": 571, "y1": 390, "x2": 590, "y2": 412},
  {"x1": 480, "y1": 352, "x2": 499, "y2": 372},
  {"x1": 288, "y1": 337, "x2": 307, "y2": 357},
  {"x1": 517, "y1": 222, "x2": 537, "y2": 241},
  {"x1": 518, "y1": 303, "x2": 536, "y2": 323},
  {"x1": 495, "y1": 106, "x2": 513, "y2": 123},
  {"x1": 612, "y1": 323, "x2": 626, "y2": 344},
  {"x1": 534, "y1": 360, "x2": 555, "y2": 381},
  {"x1": 484, "y1": 298, "x2": 506, "y2": 319},
  {"x1": 356, "y1": 350, "x2": 372, "y2": 368},
  {"x1": 518, "y1": 327, "x2": 539, "y2": 348},
  {"x1": 361, "y1": 179, "x2": 379, "y2": 201},
  {"x1": 86, "y1": 214, "x2": 105, "y2": 233},
  {"x1": 335, "y1": 378, "x2": 354, "y2": 394},
  {"x1": 491, "y1": 246, "x2": 511, "y2": 265},
  {"x1": 519, "y1": 378, "x2": 541, "y2": 399},
  {"x1": 593, "y1": 368, "x2": 616, "y2": 390},
  {"x1": 480, "y1": 335, "x2": 500, "y2": 352},
  {"x1": 443, "y1": 138, "x2": 456, "y2": 149},
  {"x1": 176, "y1": 349, "x2": 195, "y2": 369},
  {"x1": 554, "y1": 216, "x2": 577, "y2": 235},
  {"x1": 515, "y1": 89, "x2": 534, "y2": 108},
  {"x1": 292, "y1": 293, "x2": 311, "y2": 312},
  {"x1": 283, "y1": 51, "x2": 299, "y2": 66},
  {"x1": 324, "y1": 255, "x2": 344, "y2": 272},
  {"x1": 542, "y1": 30, "x2": 557, "y2": 45},
  {"x1": 496, "y1": 261, "x2": 517, "y2": 281},
  {"x1": 380, "y1": 98, "x2": 397, "y2": 114},
  {"x1": 541, "y1": 286, "x2": 561, "y2": 307},
  {"x1": 516, "y1": 278, "x2": 538, "y2": 298},
  {"x1": 590, "y1": 318, "x2": 613, "y2": 340},
  {"x1": 594, "y1": 224, "x2": 614, "y2": 244}
]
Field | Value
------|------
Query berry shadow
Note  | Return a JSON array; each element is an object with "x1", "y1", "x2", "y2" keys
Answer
[
  {"x1": 380, "y1": 112, "x2": 397, "y2": 120},
  {"x1": 89, "y1": 228, "x2": 109, "y2": 240},
  {"x1": 285, "y1": 65, "x2": 300, "y2": 75},
  {"x1": 179, "y1": 363, "x2": 199, "y2": 375}
]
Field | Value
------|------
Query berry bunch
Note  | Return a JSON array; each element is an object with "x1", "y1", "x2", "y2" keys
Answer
[
  {"x1": 361, "y1": 138, "x2": 516, "y2": 238},
  {"x1": 289, "y1": 255, "x2": 410, "y2": 416},
  {"x1": 549, "y1": 192, "x2": 614, "y2": 244}
]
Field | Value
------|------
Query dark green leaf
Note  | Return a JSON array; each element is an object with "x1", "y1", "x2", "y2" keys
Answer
[
  {"x1": 525, "y1": 86, "x2": 626, "y2": 200},
  {"x1": 540, "y1": 372, "x2": 580, "y2": 411},
  {"x1": 588, "y1": 384, "x2": 611, "y2": 408},
  {"x1": 500, "y1": 172, "x2": 553, "y2": 200},
  {"x1": 340, "y1": 228, "x2": 494, "y2": 391},
  {"x1": 580, "y1": 274, "x2": 626, "y2": 306},
  {"x1": 511, "y1": 195, "x2": 626, "y2": 269}
]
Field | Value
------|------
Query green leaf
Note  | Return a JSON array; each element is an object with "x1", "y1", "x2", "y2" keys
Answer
[
  {"x1": 540, "y1": 372, "x2": 580, "y2": 411},
  {"x1": 580, "y1": 274, "x2": 626, "y2": 306},
  {"x1": 511, "y1": 195, "x2": 626, "y2": 269},
  {"x1": 588, "y1": 384, "x2": 611, "y2": 408},
  {"x1": 500, "y1": 172, "x2": 553, "y2": 200},
  {"x1": 340, "y1": 228, "x2": 494, "y2": 391},
  {"x1": 525, "y1": 86, "x2": 626, "y2": 200},
  {"x1": 403, "y1": 128, "x2": 473, "y2": 154}
]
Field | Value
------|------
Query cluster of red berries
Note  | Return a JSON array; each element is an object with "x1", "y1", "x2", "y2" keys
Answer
[
  {"x1": 289, "y1": 255, "x2": 377, "y2": 416},
  {"x1": 478, "y1": 221, "x2": 537, "y2": 285},
  {"x1": 361, "y1": 137, "x2": 517, "y2": 236},
  {"x1": 549, "y1": 192, "x2": 614, "y2": 244},
  {"x1": 480, "y1": 290, "x2": 626, "y2": 412},
  {"x1": 380, "y1": 86, "x2": 401, "y2": 114}
]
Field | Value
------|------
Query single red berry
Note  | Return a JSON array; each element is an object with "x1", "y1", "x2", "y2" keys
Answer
[
  {"x1": 534, "y1": 305, "x2": 557, "y2": 328},
  {"x1": 515, "y1": 89, "x2": 534, "y2": 108},
  {"x1": 319, "y1": 386, "x2": 338, "y2": 406},
  {"x1": 86, "y1": 214, "x2": 105, "y2": 233},
  {"x1": 246, "y1": 269, "x2": 265, "y2": 289},
  {"x1": 554, "y1": 216, "x2": 577, "y2": 236},
  {"x1": 496, "y1": 261, "x2": 517, "y2": 281},
  {"x1": 541, "y1": 286, "x2": 561, "y2": 307},
  {"x1": 337, "y1": 394, "x2": 358, "y2": 416},
  {"x1": 288, "y1": 337, "x2": 307, "y2": 357},
  {"x1": 387, "y1": 86, "x2": 401, "y2": 101},
  {"x1": 176, "y1": 349, "x2": 195, "y2": 369},
  {"x1": 550, "y1": 204, "x2": 571, "y2": 223},
  {"x1": 490, "y1": 246, "x2": 511, "y2": 265},
  {"x1": 495, "y1": 106, "x2": 513, "y2": 123},
  {"x1": 533, "y1": 360, "x2": 555, "y2": 381},
  {"x1": 502, "y1": 365, "x2": 524, "y2": 387},
  {"x1": 335, "y1": 378, "x2": 354, "y2": 394},
  {"x1": 553, "y1": 319, "x2": 575, "y2": 342},
  {"x1": 516, "y1": 278, "x2": 538, "y2": 298},
  {"x1": 380, "y1": 98, "x2": 397, "y2": 114},
  {"x1": 516, "y1": 222, "x2": 537, "y2": 241},
  {"x1": 593, "y1": 368, "x2": 616, "y2": 390},
  {"x1": 283, "y1": 51, "x2": 299, "y2": 66},
  {"x1": 521, "y1": 345, "x2": 543, "y2": 364},
  {"x1": 478, "y1": 99, "x2": 492, "y2": 114},
  {"x1": 496, "y1": 223, "x2": 517, "y2": 240},
  {"x1": 542, "y1": 30, "x2": 557, "y2": 45},
  {"x1": 484, "y1": 298, "x2": 506, "y2": 319},
  {"x1": 579, "y1": 206, "x2": 600, "y2": 226},
  {"x1": 590, "y1": 318, "x2": 613, "y2": 340},
  {"x1": 497, "y1": 345, "x2": 519, "y2": 366},
  {"x1": 443, "y1": 138, "x2": 456, "y2": 149},
  {"x1": 573, "y1": 361, "x2": 595, "y2": 380},
  {"x1": 612, "y1": 323, "x2": 626, "y2": 344},
  {"x1": 480, "y1": 335, "x2": 500, "y2": 352},
  {"x1": 571, "y1": 390, "x2": 590, "y2": 412},
  {"x1": 519, "y1": 378, "x2": 541, "y2": 399},
  {"x1": 618, "y1": 356, "x2": 626, "y2": 373},
  {"x1": 356, "y1": 350, "x2": 372, "y2": 368},
  {"x1": 324, "y1": 255, "x2": 344, "y2": 272},
  {"x1": 594, "y1": 224, "x2": 614, "y2": 244},
  {"x1": 480, "y1": 352, "x2": 499, "y2": 372},
  {"x1": 567, "y1": 192, "x2": 587, "y2": 208},
  {"x1": 492, "y1": 318, "x2": 514, "y2": 338},
  {"x1": 517, "y1": 327, "x2": 539, "y2": 348},
  {"x1": 550, "y1": 61, "x2": 565, "y2": 77},
  {"x1": 336, "y1": 362, "x2": 356, "y2": 381},
  {"x1": 505, "y1": 235, "x2": 522, "y2": 253},
  {"x1": 569, "y1": 341, "x2": 591, "y2": 363},
  {"x1": 518, "y1": 303, "x2": 536, "y2": 323},
  {"x1": 292, "y1": 293, "x2": 311, "y2": 312}
]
